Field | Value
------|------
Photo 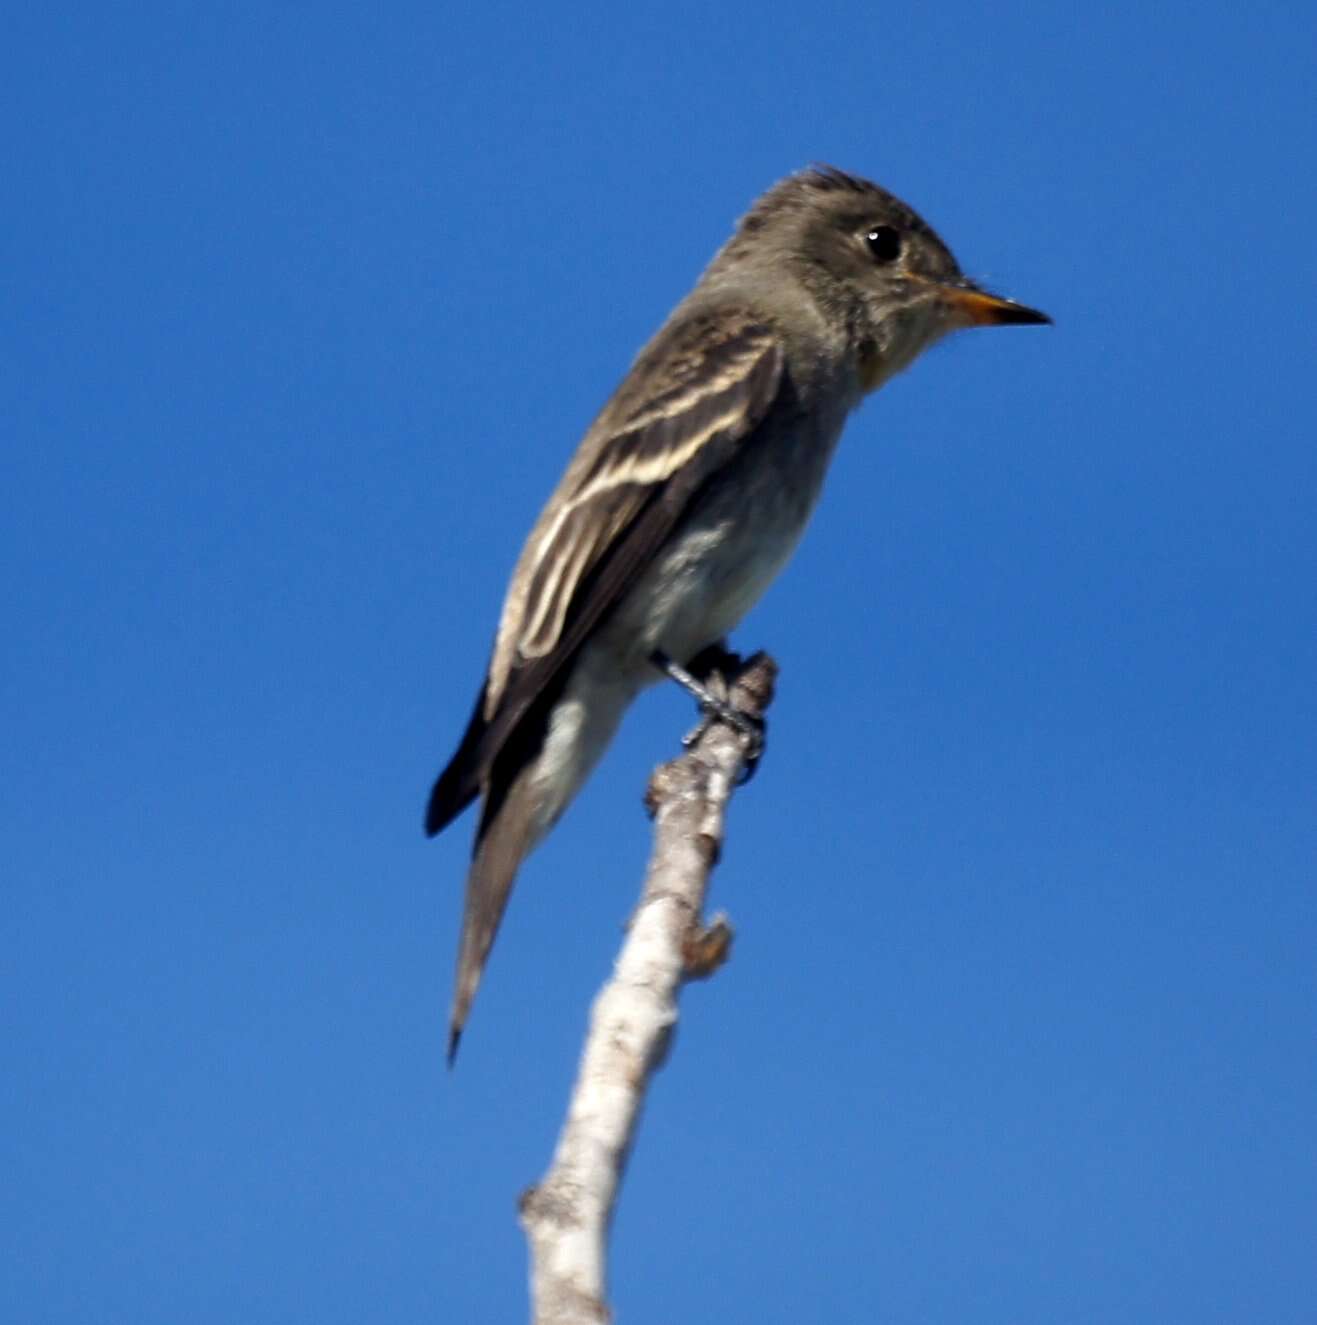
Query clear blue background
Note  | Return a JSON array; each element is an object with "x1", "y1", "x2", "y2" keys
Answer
[{"x1": 5, "y1": 4, "x2": 1314, "y2": 1322}]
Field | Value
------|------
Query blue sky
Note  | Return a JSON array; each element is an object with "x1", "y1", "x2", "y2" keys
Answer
[{"x1": 4, "y1": 3, "x2": 1314, "y2": 1322}]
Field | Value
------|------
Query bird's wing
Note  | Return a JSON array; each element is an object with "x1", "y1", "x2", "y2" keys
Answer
[{"x1": 426, "y1": 307, "x2": 785, "y2": 836}]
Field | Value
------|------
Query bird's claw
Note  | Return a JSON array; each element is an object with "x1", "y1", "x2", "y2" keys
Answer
[
  {"x1": 681, "y1": 700, "x2": 765, "y2": 782},
  {"x1": 657, "y1": 647, "x2": 766, "y2": 783}
]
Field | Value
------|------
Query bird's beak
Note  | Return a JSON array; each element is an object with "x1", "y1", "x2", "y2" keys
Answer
[{"x1": 939, "y1": 283, "x2": 1051, "y2": 327}]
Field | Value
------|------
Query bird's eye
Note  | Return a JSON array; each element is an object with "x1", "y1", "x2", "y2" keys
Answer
[{"x1": 864, "y1": 225, "x2": 902, "y2": 264}]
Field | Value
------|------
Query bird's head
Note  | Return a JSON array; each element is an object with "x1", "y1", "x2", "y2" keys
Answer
[{"x1": 719, "y1": 165, "x2": 1050, "y2": 391}]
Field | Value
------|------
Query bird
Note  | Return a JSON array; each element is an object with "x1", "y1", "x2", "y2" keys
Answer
[{"x1": 425, "y1": 165, "x2": 1050, "y2": 1061}]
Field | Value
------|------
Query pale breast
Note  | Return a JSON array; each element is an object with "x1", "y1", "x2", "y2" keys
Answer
[{"x1": 598, "y1": 392, "x2": 851, "y2": 674}]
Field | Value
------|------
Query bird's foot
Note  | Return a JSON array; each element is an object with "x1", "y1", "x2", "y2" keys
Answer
[{"x1": 651, "y1": 646, "x2": 767, "y2": 783}]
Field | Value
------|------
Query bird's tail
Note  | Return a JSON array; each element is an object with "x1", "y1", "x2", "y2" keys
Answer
[
  {"x1": 446, "y1": 769, "x2": 543, "y2": 1065},
  {"x1": 444, "y1": 665, "x2": 632, "y2": 1063}
]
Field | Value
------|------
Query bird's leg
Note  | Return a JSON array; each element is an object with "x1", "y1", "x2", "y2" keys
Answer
[
  {"x1": 650, "y1": 644, "x2": 766, "y2": 781},
  {"x1": 651, "y1": 647, "x2": 730, "y2": 718},
  {"x1": 681, "y1": 640, "x2": 746, "y2": 687}
]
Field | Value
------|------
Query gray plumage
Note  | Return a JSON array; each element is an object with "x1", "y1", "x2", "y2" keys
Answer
[{"x1": 425, "y1": 166, "x2": 1049, "y2": 1060}]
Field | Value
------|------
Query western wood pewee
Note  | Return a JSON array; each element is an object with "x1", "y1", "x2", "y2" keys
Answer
[{"x1": 426, "y1": 166, "x2": 1049, "y2": 1059}]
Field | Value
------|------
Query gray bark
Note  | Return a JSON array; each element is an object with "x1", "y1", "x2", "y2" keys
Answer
[{"x1": 520, "y1": 653, "x2": 778, "y2": 1325}]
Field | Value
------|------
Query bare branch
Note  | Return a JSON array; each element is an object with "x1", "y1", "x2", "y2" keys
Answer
[{"x1": 520, "y1": 652, "x2": 778, "y2": 1325}]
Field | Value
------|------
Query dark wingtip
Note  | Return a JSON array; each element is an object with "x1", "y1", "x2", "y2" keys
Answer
[
  {"x1": 425, "y1": 778, "x2": 455, "y2": 837},
  {"x1": 425, "y1": 681, "x2": 491, "y2": 838},
  {"x1": 446, "y1": 1025, "x2": 462, "y2": 1069},
  {"x1": 424, "y1": 739, "x2": 482, "y2": 837}
]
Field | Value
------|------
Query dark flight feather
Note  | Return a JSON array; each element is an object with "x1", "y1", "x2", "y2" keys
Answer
[
  {"x1": 430, "y1": 311, "x2": 785, "y2": 1056},
  {"x1": 425, "y1": 313, "x2": 783, "y2": 847}
]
